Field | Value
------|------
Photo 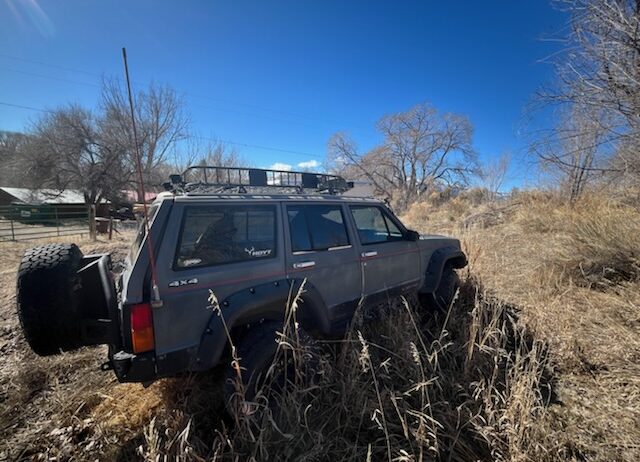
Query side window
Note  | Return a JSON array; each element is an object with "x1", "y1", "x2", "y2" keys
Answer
[
  {"x1": 175, "y1": 205, "x2": 276, "y2": 269},
  {"x1": 287, "y1": 205, "x2": 350, "y2": 252},
  {"x1": 350, "y1": 205, "x2": 404, "y2": 245}
]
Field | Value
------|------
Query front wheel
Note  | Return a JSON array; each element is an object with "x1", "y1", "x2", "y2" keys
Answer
[{"x1": 422, "y1": 263, "x2": 459, "y2": 311}]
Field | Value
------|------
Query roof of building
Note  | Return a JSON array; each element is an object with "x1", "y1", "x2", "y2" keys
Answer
[
  {"x1": 121, "y1": 190, "x2": 158, "y2": 203},
  {"x1": 0, "y1": 187, "x2": 87, "y2": 204}
]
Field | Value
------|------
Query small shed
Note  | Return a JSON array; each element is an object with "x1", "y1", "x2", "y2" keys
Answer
[
  {"x1": 0, "y1": 187, "x2": 113, "y2": 221},
  {"x1": 0, "y1": 187, "x2": 86, "y2": 206}
]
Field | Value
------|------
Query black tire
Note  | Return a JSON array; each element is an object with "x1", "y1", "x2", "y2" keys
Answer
[
  {"x1": 424, "y1": 263, "x2": 460, "y2": 311},
  {"x1": 16, "y1": 243, "x2": 84, "y2": 356},
  {"x1": 223, "y1": 321, "x2": 314, "y2": 412}
]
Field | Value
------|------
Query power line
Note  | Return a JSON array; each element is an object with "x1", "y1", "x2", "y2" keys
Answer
[
  {"x1": 0, "y1": 53, "x2": 368, "y2": 131},
  {"x1": 0, "y1": 65, "x2": 344, "y2": 133},
  {"x1": 191, "y1": 135, "x2": 325, "y2": 159},
  {"x1": 0, "y1": 100, "x2": 325, "y2": 159},
  {"x1": 0, "y1": 66, "x2": 101, "y2": 88},
  {"x1": 0, "y1": 65, "x2": 327, "y2": 135},
  {"x1": 0, "y1": 53, "x2": 100, "y2": 77},
  {"x1": 0, "y1": 101, "x2": 53, "y2": 113}
]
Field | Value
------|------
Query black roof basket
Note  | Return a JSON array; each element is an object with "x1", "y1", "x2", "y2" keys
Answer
[{"x1": 165, "y1": 166, "x2": 353, "y2": 195}]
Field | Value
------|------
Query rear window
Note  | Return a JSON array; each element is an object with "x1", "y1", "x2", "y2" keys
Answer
[
  {"x1": 175, "y1": 205, "x2": 276, "y2": 269},
  {"x1": 287, "y1": 204, "x2": 350, "y2": 252}
]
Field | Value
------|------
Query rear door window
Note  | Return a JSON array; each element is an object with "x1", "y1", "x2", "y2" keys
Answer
[
  {"x1": 350, "y1": 205, "x2": 404, "y2": 245},
  {"x1": 175, "y1": 205, "x2": 276, "y2": 269},
  {"x1": 287, "y1": 204, "x2": 350, "y2": 252}
]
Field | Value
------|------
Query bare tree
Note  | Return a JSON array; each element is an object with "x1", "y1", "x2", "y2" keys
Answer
[
  {"x1": 152, "y1": 138, "x2": 245, "y2": 184},
  {"x1": 480, "y1": 152, "x2": 510, "y2": 200},
  {"x1": 328, "y1": 103, "x2": 476, "y2": 210},
  {"x1": 101, "y1": 79, "x2": 189, "y2": 199},
  {"x1": 0, "y1": 131, "x2": 35, "y2": 188},
  {"x1": 195, "y1": 140, "x2": 243, "y2": 168},
  {"x1": 544, "y1": 0, "x2": 640, "y2": 185},
  {"x1": 29, "y1": 105, "x2": 130, "y2": 204},
  {"x1": 532, "y1": 105, "x2": 611, "y2": 201}
]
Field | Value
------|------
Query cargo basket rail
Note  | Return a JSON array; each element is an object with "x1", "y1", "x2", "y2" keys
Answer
[{"x1": 165, "y1": 166, "x2": 353, "y2": 195}]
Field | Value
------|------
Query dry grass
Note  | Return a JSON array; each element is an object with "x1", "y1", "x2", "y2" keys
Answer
[
  {"x1": 112, "y1": 280, "x2": 553, "y2": 461},
  {"x1": 0, "y1": 191, "x2": 638, "y2": 461},
  {"x1": 407, "y1": 190, "x2": 640, "y2": 461}
]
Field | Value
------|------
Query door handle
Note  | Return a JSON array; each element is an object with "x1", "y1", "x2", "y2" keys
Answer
[
  {"x1": 361, "y1": 251, "x2": 378, "y2": 258},
  {"x1": 293, "y1": 261, "x2": 316, "y2": 269}
]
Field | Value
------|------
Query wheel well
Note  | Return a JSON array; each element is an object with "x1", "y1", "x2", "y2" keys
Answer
[
  {"x1": 447, "y1": 254, "x2": 467, "y2": 269},
  {"x1": 421, "y1": 249, "x2": 467, "y2": 294}
]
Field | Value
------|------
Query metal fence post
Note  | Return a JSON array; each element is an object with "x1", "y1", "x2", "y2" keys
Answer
[
  {"x1": 10, "y1": 216, "x2": 15, "y2": 241},
  {"x1": 89, "y1": 205, "x2": 96, "y2": 240},
  {"x1": 55, "y1": 207, "x2": 60, "y2": 237}
]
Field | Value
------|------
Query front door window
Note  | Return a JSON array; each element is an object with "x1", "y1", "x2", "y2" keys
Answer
[{"x1": 350, "y1": 205, "x2": 403, "y2": 245}]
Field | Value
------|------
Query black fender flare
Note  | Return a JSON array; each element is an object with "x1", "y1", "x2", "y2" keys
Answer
[
  {"x1": 193, "y1": 278, "x2": 330, "y2": 371},
  {"x1": 420, "y1": 247, "x2": 467, "y2": 294}
]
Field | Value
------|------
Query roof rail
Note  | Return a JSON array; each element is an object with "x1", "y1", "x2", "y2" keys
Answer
[{"x1": 164, "y1": 166, "x2": 353, "y2": 195}]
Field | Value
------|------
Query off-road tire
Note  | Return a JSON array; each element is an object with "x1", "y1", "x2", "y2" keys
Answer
[
  {"x1": 223, "y1": 321, "x2": 315, "y2": 412},
  {"x1": 423, "y1": 262, "x2": 459, "y2": 311},
  {"x1": 16, "y1": 243, "x2": 84, "y2": 356}
]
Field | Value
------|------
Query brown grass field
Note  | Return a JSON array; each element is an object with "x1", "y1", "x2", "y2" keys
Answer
[{"x1": 0, "y1": 192, "x2": 638, "y2": 461}]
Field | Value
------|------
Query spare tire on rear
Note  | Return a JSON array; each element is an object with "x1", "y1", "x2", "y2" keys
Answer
[{"x1": 16, "y1": 243, "x2": 84, "y2": 356}]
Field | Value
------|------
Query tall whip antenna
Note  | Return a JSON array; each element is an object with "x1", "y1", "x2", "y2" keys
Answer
[{"x1": 122, "y1": 47, "x2": 161, "y2": 304}]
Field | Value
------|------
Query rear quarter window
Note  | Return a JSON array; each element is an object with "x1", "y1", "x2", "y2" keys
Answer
[{"x1": 175, "y1": 204, "x2": 277, "y2": 269}]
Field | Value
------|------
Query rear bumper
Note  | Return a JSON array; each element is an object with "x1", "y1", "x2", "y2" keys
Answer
[
  {"x1": 77, "y1": 254, "x2": 120, "y2": 346},
  {"x1": 109, "y1": 345, "x2": 200, "y2": 383},
  {"x1": 110, "y1": 351, "x2": 157, "y2": 382}
]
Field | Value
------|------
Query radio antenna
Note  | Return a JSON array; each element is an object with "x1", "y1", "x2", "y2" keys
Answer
[{"x1": 122, "y1": 47, "x2": 161, "y2": 305}]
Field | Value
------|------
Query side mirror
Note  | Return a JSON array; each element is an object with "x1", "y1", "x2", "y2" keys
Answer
[{"x1": 406, "y1": 229, "x2": 420, "y2": 241}]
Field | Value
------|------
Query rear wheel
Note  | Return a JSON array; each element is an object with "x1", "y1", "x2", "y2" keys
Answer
[
  {"x1": 16, "y1": 244, "x2": 84, "y2": 356},
  {"x1": 223, "y1": 321, "x2": 315, "y2": 414}
]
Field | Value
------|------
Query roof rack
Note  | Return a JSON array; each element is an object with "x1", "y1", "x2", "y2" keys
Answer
[{"x1": 164, "y1": 166, "x2": 353, "y2": 195}]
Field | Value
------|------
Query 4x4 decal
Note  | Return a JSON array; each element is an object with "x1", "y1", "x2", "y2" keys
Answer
[{"x1": 168, "y1": 277, "x2": 199, "y2": 288}]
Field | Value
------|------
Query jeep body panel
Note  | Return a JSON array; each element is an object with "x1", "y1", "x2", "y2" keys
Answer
[
  {"x1": 281, "y1": 201, "x2": 362, "y2": 330},
  {"x1": 416, "y1": 235, "x2": 466, "y2": 293},
  {"x1": 345, "y1": 203, "x2": 422, "y2": 304},
  {"x1": 110, "y1": 192, "x2": 466, "y2": 383},
  {"x1": 151, "y1": 197, "x2": 286, "y2": 357}
]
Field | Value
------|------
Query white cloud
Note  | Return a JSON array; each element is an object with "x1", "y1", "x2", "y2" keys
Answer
[
  {"x1": 297, "y1": 160, "x2": 320, "y2": 169},
  {"x1": 269, "y1": 162, "x2": 292, "y2": 171}
]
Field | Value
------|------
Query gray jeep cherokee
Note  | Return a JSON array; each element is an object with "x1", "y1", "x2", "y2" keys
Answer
[{"x1": 16, "y1": 166, "x2": 466, "y2": 397}]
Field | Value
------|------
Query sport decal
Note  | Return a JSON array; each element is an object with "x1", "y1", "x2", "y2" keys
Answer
[{"x1": 244, "y1": 246, "x2": 272, "y2": 257}]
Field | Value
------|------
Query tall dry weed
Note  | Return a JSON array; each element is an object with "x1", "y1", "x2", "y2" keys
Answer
[
  {"x1": 512, "y1": 194, "x2": 640, "y2": 287},
  {"x1": 132, "y1": 276, "x2": 553, "y2": 461}
]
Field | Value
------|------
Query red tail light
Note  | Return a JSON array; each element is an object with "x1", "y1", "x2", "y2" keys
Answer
[{"x1": 130, "y1": 303, "x2": 155, "y2": 353}]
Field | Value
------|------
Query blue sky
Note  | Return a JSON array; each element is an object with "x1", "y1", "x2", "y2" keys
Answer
[{"x1": 0, "y1": 1, "x2": 567, "y2": 187}]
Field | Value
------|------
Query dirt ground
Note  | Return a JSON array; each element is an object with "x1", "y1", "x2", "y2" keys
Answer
[
  {"x1": 0, "y1": 195, "x2": 639, "y2": 460},
  {"x1": 0, "y1": 231, "x2": 159, "y2": 461}
]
